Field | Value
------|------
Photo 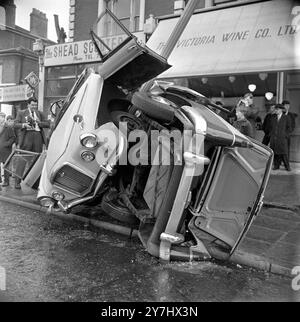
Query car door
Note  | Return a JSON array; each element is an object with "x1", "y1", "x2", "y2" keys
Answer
[{"x1": 193, "y1": 141, "x2": 273, "y2": 255}]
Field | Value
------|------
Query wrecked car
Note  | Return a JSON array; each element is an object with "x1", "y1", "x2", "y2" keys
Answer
[{"x1": 13, "y1": 9, "x2": 274, "y2": 262}]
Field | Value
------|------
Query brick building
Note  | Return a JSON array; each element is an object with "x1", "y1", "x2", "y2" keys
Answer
[{"x1": 0, "y1": 0, "x2": 53, "y2": 116}]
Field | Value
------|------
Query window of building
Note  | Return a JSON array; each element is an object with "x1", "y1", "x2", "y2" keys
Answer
[
  {"x1": 104, "y1": 0, "x2": 140, "y2": 33},
  {"x1": 0, "y1": 6, "x2": 5, "y2": 30}
]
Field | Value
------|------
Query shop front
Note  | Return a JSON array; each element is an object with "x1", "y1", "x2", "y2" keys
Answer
[
  {"x1": 147, "y1": 0, "x2": 300, "y2": 162},
  {"x1": 40, "y1": 32, "x2": 146, "y2": 116}
]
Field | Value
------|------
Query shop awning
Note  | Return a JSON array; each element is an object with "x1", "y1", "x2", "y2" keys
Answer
[{"x1": 146, "y1": 0, "x2": 300, "y2": 78}]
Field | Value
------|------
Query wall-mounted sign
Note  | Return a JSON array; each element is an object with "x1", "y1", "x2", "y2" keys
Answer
[
  {"x1": 0, "y1": 85, "x2": 33, "y2": 103},
  {"x1": 24, "y1": 72, "x2": 39, "y2": 88},
  {"x1": 44, "y1": 32, "x2": 146, "y2": 67}
]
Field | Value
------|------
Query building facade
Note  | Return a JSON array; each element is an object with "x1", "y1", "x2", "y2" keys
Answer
[
  {"x1": 40, "y1": 0, "x2": 300, "y2": 162},
  {"x1": 0, "y1": 0, "x2": 53, "y2": 116}
]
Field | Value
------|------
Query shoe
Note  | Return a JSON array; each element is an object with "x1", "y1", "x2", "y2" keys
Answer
[
  {"x1": 286, "y1": 168, "x2": 291, "y2": 172},
  {"x1": 273, "y1": 167, "x2": 279, "y2": 170},
  {"x1": 2, "y1": 182, "x2": 9, "y2": 187},
  {"x1": 14, "y1": 183, "x2": 21, "y2": 189}
]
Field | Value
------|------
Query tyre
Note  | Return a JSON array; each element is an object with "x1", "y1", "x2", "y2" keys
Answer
[
  {"x1": 110, "y1": 111, "x2": 144, "y2": 133},
  {"x1": 101, "y1": 190, "x2": 139, "y2": 225}
]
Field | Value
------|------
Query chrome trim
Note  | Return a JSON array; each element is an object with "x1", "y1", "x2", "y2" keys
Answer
[
  {"x1": 57, "y1": 172, "x2": 108, "y2": 211},
  {"x1": 180, "y1": 105, "x2": 207, "y2": 134},
  {"x1": 80, "y1": 133, "x2": 98, "y2": 148},
  {"x1": 50, "y1": 162, "x2": 96, "y2": 197},
  {"x1": 160, "y1": 232, "x2": 185, "y2": 244}
]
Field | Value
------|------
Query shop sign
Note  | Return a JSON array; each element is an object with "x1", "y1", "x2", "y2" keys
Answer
[
  {"x1": 147, "y1": 0, "x2": 300, "y2": 77},
  {"x1": 44, "y1": 32, "x2": 145, "y2": 67},
  {"x1": 0, "y1": 85, "x2": 33, "y2": 103}
]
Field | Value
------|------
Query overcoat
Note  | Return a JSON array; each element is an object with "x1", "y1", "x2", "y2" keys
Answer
[
  {"x1": 0, "y1": 125, "x2": 16, "y2": 163},
  {"x1": 270, "y1": 114, "x2": 291, "y2": 155}
]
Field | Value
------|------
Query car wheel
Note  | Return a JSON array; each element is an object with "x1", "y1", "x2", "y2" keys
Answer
[
  {"x1": 110, "y1": 111, "x2": 144, "y2": 133},
  {"x1": 101, "y1": 190, "x2": 140, "y2": 226}
]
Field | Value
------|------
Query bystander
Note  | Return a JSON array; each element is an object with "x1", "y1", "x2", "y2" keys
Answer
[
  {"x1": 13, "y1": 98, "x2": 50, "y2": 189},
  {"x1": 0, "y1": 113, "x2": 16, "y2": 187},
  {"x1": 270, "y1": 104, "x2": 292, "y2": 171}
]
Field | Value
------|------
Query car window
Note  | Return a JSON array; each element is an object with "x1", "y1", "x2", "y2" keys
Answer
[{"x1": 90, "y1": 9, "x2": 134, "y2": 62}]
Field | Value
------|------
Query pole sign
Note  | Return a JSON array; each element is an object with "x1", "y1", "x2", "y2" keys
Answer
[
  {"x1": 44, "y1": 32, "x2": 146, "y2": 67},
  {"x1": 0, "y1": 85, "x2": 33, "y2": 103}
]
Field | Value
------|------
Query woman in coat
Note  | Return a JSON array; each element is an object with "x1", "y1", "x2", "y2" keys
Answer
[
  {"x1": 270, "y1": 104, "x2": 292, "y2": 171},
  {"x1": 0, "y1": 112, "x2": 16, "y2": 186}
]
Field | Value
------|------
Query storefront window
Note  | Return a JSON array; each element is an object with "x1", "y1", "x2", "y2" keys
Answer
[
  {"x1": 163, "y1": 72, "x2": 277, "y2": 118},
  {"x1": 44, "y1": 63, "x2": 97, "y2": 113}
]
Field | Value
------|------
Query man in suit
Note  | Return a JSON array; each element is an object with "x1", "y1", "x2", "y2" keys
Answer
[
  {"x1": 14, "y1": 97, "x2": 50, "y2": 189},
  {"x1": 281, "y1": 100, "x2": 297, "y2": 160},
  {"x1": 270, "y1": 104, "x2": 292, "y2": 171}
]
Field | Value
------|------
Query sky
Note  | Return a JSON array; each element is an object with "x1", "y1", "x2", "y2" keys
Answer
[{"x1": 14, "y1": 0, "x2": 70, "y2": 42}]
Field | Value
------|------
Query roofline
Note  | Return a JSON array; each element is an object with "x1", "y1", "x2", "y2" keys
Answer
[{"x1": 0, "y1": 24, "x2": 55, "y2": 45}]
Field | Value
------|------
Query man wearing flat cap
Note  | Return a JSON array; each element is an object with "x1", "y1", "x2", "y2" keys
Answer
[{"x1": 270, "y1": 104, "x2": 292, "y2": 171}]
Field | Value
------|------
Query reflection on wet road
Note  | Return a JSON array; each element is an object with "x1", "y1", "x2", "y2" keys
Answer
[{"x1": 0, "y1": 202, "x2": 297, "y2": 302}]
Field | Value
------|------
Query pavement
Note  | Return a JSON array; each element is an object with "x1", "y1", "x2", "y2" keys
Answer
[{"x1": 0, "y1": 162, "x2": 300, "y2": 277}]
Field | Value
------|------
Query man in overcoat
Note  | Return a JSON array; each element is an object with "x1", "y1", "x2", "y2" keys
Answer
[
  {"x1": 270, "y1": 104, "x2": 292, "y2": 171},
  {"x1": 0, "y1": 112, "x2": 16, "y2": 186},
  {"x1": 281, "y1": 100, "x2": 297, "y2": 160},
  {"x1": 262, "y1": 104, "x2": 276, "y2": 146}
]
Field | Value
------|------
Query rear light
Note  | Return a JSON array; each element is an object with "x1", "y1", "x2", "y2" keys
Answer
[
  {"x1": 39, "y1": 197, "x2": 55, "y2": 207},
  {"x1": 81, "y1": 151, "x2": 95, "y2": 162}
]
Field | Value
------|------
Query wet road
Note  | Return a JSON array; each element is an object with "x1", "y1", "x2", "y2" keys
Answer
[{"x1": 0, "y1": 201, "x2": 298, "y2": 302}]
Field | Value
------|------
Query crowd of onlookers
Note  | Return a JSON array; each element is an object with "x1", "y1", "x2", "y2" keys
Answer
[
  {"x1": 0, "y1": 94, "x2": 297, "y2": 190},
  {"x1": 227, "y1": 94, "x2": 296, "y2": 171}
]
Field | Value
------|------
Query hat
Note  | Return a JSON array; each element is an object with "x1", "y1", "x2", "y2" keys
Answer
[
  {"x1": 281, "y1": 100, "x2": 290, "y2": 105},
  {"x1": 0, "y1": 112, "x2": 6, "y2": 117},
  {"x1": 275, "y1": 104, "x2": 285, "y2": 110}
]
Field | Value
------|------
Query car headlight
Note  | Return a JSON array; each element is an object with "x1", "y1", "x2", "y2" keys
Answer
[
  {"x1": 52, "y1": 191, "x2": 65, "y2": 201},
  {"x1": 81, "y1": 151, "x2": 95, "y2": 162},
  {"x1": 80, "y1": 133, "x2": 98, "y2": 148},
  {"x1": 39, "y1": 197, "x2": 55, "y2": 207}
]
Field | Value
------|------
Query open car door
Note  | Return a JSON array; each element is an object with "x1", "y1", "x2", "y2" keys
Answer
[
  {"x1": 192, "y1": 141, "x2": 273, "y2": 256},
  {"x1": 91, "y1": 9, "x2": 171, "y2": 91}
]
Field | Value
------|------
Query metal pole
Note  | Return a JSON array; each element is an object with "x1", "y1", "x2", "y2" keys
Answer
[
  {"x1": 160, "y1": 0, "x2": 200, "y2": 60},
  {"x1": 141, "y1": 0, "x2": 200, "y2": 92}
]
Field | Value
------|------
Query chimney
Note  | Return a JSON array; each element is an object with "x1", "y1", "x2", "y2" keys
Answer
[
  {"x1": 30, "y1": 8, "x2": 48, "y2": 38},
  {"x1": 2, "y1": 0, "x2": 16, "y2": 28}
]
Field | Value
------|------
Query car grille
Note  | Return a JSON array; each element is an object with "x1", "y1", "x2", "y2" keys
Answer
[{"x1": 53, "y1": 165, "x2": 93, "y2": 195}]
